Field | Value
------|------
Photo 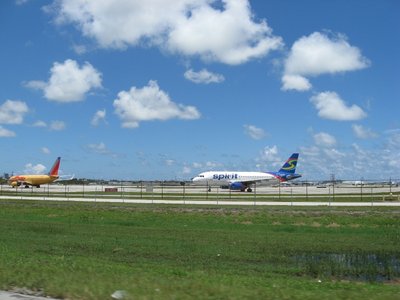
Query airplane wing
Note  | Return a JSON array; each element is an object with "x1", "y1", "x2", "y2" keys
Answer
[{"x1": 57, "y1": 174, "x2": 75, "y2": 181}]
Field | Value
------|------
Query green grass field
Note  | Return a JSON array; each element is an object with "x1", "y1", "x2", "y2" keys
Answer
[{"x1": 0, "y1": 200, "x2": 399, "y2": 299}]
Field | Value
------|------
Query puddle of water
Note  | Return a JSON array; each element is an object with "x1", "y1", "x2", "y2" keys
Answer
[{"x1": 293, "y1": 253, "x2": 400, "y2": 282}]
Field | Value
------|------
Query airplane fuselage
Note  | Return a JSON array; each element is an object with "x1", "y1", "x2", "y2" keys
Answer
[
  {"x1": 8, "y1": 157, "x2": 61, "y2": 188},
  {"x1": 8, "y1": 175, "x2": 59, "y2": 187},
  {"x1": 192, "y1": 171, "x2": 277, "y2": 186}
]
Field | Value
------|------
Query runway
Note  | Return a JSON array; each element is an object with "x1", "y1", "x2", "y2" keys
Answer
[{"x1": 1, "y1": 195, "x2": 400, "y2": 207}]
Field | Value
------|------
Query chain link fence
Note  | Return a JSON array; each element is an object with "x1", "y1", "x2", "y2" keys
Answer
[{"x1": 0, "y1": 179, "x2": 399, "y2": 203}]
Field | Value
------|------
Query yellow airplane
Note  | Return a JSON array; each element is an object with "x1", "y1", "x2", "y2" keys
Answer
[{"x1": 8, "y1": 157, "x2": 61, "y2": 188}]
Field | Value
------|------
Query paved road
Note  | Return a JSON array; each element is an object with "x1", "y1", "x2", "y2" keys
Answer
[{"x1": 1, "y1": 195, "x2": 400, "y2": 206}]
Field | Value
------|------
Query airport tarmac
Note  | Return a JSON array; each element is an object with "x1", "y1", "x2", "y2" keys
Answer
[
  {"x1": 1, "y1": 183, "x2": 399, "y2": 206},
  {"x1": 2, "y1": 183, "x2": 400, "y2": 196}
]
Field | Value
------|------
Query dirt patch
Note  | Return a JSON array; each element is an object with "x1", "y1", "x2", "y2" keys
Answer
[
  {"x1": 293, "y1": 222, "x2": 306, "y2": 226},
  {"x1": 311, "y1": 222, "x2": 321, "y2": 227},
  {"x1": 326, "y1": 223, "x2": 341, "y2": 228},
  {"x1": 240, "y1": 221, "x2": 253, "y2": 225},
  {"x1": 349, "y1": 224, "x2": 361, "y2": 228}
]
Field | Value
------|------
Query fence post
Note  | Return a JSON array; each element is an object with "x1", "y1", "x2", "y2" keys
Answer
[
  {"x1": 360, "y1": 178, "x2": 363, "y2": 201},
  {"x1": 278, "y1": 182, "x2": 281, "y2": 201},
  {"x1": 254, "y1": 182, "x2": 256, "y2": 206},
  {"x1": 305, "y1": 180, "x2": 308, "y2": 201}
]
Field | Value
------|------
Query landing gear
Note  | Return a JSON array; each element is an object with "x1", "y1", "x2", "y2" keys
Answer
[{"x1": 247, "y1": 188, "x2": 252, "y2": 193}]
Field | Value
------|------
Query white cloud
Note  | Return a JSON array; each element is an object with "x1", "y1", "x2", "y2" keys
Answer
[
  {"x1": 72, "y1": 44, "x2": 87, "y2": 55},
  {"x1": 86, "y1": 142, "x2": 119, "y2": 158},
  {"x1": 165, "y1": 159, "x2": 175, "y2": 166},
  {"x1": 167, "y1": 0, "x2": 283, "y2": 64},
  {"x1": 352, "y1": 124, "x2": 378, "y2": 139},
  {"x1": 299, "y1": 131, "x2": 400, "y2": 180},
  {"x1": 282, "y1": 32, "x2": 370, "y2": 91},
  {"x1": 384, "y1": 128, "x2": 400, "y2": 135},
  {"x1": 113, "y1": 80, "x2": 200, "y2": 128},
  {"x1": 33, "y1": 120, "x2": 66, "y2": 131},
  {"x1": 310, "y1": 91, "x2": 367, "y2": 121},
  {"x1": 0, "y1": 100, "x2": 29, "y2": 124},
  {"x1": 184, "y1": 69, "x2": 225, "y2": 84},
  {"x1": 281, "y1": 74, "x2": 311, "y2": 91},
  {"x1": 259, "y1": 145, "x2": 279, "y2": 162},
  {"x1": 192, "y1": 162, "x2": 202, "y2": 168},
  {"x1": 87, "y1": 142, "x2": 110, "y2": 155},
  {"x1": 49, "y1": 120, "x2": 66, "y2": 131},
  {"x1": 33, "y1": 120, "x2": 67, "y2": 131},
  {"x1": 299, "y1": 145, "x2": 349, "y2": 179},
  {"x1": 41, "y1": 147, "x2": 51, "y2": 154},
  {"x1": 244, "y1": 124, "x2": 266, "y2": 140},
  {"x1": 182, "y1": 166, "x2": 192, "y2": 174},
  {"x1": 52, "y1": 0, "x2": 282, "y2": 65},
  {"x1": 33, "y1": 120, "x2": 47, "y2": 127},
  {"x1": 390, "y1": 133, "x2": 400, "y2": 146},
  {"x1": 383, "y1": 132, "x2": 400, "y2": 170},
  {"x1": 285, "y1": 32, "x2": 370, "y2": 75},
  {"x1": 205, "y1": 161, "x2": 220, "y2": 168},
  {"x1": 300, "y1": 145, "x2": 320, "y2": 157},
  {"x1": 313, "y1": 132, "x2": 337, "y2": 147},
  {"x1": 16, "y1": 0, "x2": 30, "y2": 5},
  {"x1": 24, "y1": 163, "x2": 46, "y2": 174},
  {"x1": 257, "y1": 145, "x2": 283, "y2": 170},
  {"x1": 91, "y1": 109, "x2": 106, "y2": 126},
  {"x1": 322, "y1": 148, "x2": 345, "y2": 160},
  {"x1": 25, "y1": 80, "x2": 46, "y2": 90},
  {"x1": 26, "y1": 59, "x2": 102, "y2": 102},
  {"x1": 0, "y1": 126, "x2": 16, "y2": 137}
]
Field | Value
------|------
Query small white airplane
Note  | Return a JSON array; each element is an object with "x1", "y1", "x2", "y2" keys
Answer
[{"x1": 192, "y1": 153, "x2": 301, "y2": 192}]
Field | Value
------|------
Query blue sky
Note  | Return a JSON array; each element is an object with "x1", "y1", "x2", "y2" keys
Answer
[{"x1": 1, "y1": 0, "x2": 399, "y2": 180}]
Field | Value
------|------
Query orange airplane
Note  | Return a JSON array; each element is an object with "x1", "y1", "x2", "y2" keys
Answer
[{"x1": 8, "y1": 157, "x2": 61, "y2": 188}]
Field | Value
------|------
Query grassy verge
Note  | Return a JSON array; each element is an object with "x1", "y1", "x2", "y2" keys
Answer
[{"x1": 0, "y1": 200, "x2": 399, "y2": 299}]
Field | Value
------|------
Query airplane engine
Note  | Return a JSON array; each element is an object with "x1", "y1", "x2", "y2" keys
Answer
[
  {"x1": 10, "y1": 181, "x2": 20, "y2": 187},
  {"x1": 229, "y1": 182, "x2": 246, "y2": 191}
]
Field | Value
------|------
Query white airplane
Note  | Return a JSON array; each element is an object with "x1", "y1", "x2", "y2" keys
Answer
[{"x1": 192, "y1": 153, "x2": 301, "y2": 192}]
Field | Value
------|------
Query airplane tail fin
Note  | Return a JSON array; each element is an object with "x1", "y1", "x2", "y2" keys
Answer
[
  {"x1": 49, "y1": 157, "x2": 61, "y2": 176},
  {"x1": 279, "y1": 153, "x2": 299, "y2": 174}
]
